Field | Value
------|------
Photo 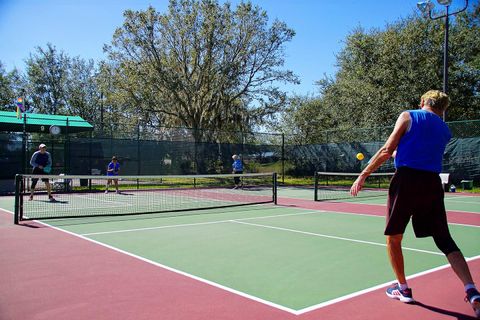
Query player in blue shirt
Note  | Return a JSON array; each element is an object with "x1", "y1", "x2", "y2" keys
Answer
[
  {"x1": 350, "y1": 90, "x2": 479, "y2": 317},
  {"x1": 29, "y1": 143, "x2": 55, "y2": 201},
  {"x1": 105, "y1": 156, "x2": 120, "y2": 194},
  {"x1": 232, "y1": 154, "x2": 243, "y2": 189}
]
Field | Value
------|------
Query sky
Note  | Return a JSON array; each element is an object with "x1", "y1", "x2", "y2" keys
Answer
[{"x1": 0, "y1": 0, "x2": 476, "y2": 96}]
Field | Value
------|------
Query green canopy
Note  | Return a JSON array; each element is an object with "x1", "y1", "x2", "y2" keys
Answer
[{"x1": 0, "y1": 111, "x2": 93, "y2": 134}]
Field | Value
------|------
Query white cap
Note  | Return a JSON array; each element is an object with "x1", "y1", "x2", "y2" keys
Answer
[{"x1": 39, "y1": 143, "x2": 46, "y2": 148}]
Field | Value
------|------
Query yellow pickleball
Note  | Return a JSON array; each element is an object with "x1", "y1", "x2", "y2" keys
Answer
[{"x1": 356, "y1": 153, "x2": 365, "y2": 161}]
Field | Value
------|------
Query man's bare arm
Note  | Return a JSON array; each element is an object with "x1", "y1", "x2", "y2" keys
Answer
[{"x1": 350, "y1": 112, "x2": 411, "y2": 196}]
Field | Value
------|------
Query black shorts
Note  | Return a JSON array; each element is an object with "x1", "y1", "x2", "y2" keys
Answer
[
  {"x1": 385, "y1": 167, "x2": 450, "y2": 238},
  {"x1": 32, "y1": 167, "x2": 49, "y2": 182},
  {"x1": 233, "y1": 171, "x2": 243, "y2": 184}
]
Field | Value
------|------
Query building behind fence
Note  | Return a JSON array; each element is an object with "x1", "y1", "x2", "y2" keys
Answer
[{"x1": 1, "y1": 119, "x2": 479, "y2": 193}]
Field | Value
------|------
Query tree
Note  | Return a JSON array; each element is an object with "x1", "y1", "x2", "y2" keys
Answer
[
  {"x1": 65, "y1": 57, "x2": 102, "y2": 125},
  {"x1": 104, "y1": 0, "x2": 298, "y2": 142},
  {"x1": 447, "y1": 4, "x2": 480, "y2": 120},
  {"x1": 0, "y1": 62, "x2": 29, "y2": 112},
  {"x1": 0, "y1": 62, "x2": 15, "y2": 110},
  {"x1": 325, "y1": 7, "x2": 479, "y2": 124},
  {"x1": 282, "y1": 4, "x2": 479, "y2": 144},
  {"x1": 272, "y1": 93, "x2": 339, "y2": 145},
  {"x1": 25, "y1": 43, "x2": 70, "y2": 114}
]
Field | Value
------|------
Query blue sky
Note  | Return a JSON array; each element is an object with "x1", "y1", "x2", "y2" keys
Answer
[{"x1": 0, "y1": 0, "x2": 476, "y2": 96}]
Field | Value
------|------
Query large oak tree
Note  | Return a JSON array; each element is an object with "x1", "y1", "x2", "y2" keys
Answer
[{"x1": 103, "y1": 0, "x2": 298, "y2": 142}]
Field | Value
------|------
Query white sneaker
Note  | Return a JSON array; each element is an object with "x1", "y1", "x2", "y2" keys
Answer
[
  {"x1": 105, "y1": 190, "x2": 108, "y2": 194},
  {"x1": 386, "y1": 283, "x2": 414, "y2": 303}
]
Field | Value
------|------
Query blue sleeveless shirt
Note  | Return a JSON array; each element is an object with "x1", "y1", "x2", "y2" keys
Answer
[
  {"x1": 394, "y1": 109, "x2": 451, "y2": 173},
  {"x1": 232, "y1": 159, "x2": 243, "y2": 172}
]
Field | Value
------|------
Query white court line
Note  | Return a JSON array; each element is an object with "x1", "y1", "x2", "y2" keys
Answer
[
  {"x1": 450, "y1": 222, "x2": 480, "y2": 228},
  {"x1": 279, "y1": 203, "x2": 480, "y2": 226},
  {"x1": 230, "y1": 220, "x2": 444, "y2": 256},
  {"x1": 72, "y1": 194, "x2": 134, "y2": 205},
  {"x1": 81, "y1": 210, "x2": 321, "y2": 236},
  {"x1": 448, "y1": 210, "x2": 480, "y2": 214},
  {"x1": 82, "y1": 204, "x2": 480, "y2": 235},
  {"x1": 296, "y1": 254, "x2": 480, "y2": 314},
  {"x1": 446, "y1": 201, "x2": 480, "y2": 208},
  {"x1": 25, "y1": 204, "x2": 135, "y2": 213},
  {"x1": 445, "y1": 195, "x2": 480, "y2": 199},
  {"x1": 446, "y1": 199, "x2": 480, "y2": 204},
  {"x1": 22, "y1": 195, "x2": 135, "y2": 213},
  {"x1": 31, "y1": 219, "x2": 298, "y2": 315}
]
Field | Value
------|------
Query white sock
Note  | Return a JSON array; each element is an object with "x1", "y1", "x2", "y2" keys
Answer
[
  {"x1": 399, "y1": 283, "x2": 408, "y2": 290},
  {"x1": 465, "y1": 283, "x2": 477, "y2": 291}
]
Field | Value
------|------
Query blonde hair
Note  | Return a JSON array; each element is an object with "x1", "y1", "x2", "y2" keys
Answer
[{"x1": 421, "y1": 90, "x2": 450, "y2": 112}]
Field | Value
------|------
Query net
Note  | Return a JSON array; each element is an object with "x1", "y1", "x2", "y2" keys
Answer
[
  {"x1": 314, "y1": 172, "x2": 393, "y2": 201},
  {"x1": 14, "y1": 172, "x2": 277, "y2": 223}
]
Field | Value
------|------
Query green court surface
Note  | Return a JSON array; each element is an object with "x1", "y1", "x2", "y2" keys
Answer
[{"x1": 14, "y1": 202, "x2": 479, "y2": 312}]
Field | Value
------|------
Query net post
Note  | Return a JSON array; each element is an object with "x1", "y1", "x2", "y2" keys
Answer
[
  {"x1": 14, "y1": 174, "x2": 22, "y2": 224},
  {"x1": 273, "y1": 172, "x2": 277, "y2": 205},
  {"x1": 314, "y1": 171, "x2": 318, "y2": 201}
]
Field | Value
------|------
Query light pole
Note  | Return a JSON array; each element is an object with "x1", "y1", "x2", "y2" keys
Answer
[{"x1": 416, "y1": 0, "x2": 469, "y2": 96}]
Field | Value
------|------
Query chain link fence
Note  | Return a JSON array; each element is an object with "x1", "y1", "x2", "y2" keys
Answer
[{"x1": 1, "y1": 119, "x2": 479, "y2": 193}]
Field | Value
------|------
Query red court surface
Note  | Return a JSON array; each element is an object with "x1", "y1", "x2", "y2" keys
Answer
[{"x1": 1, "y1": 199, "x2": 479, "y2": 320}]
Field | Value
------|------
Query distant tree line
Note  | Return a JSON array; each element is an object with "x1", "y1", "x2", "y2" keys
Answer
[
  {"x1": 0, "y1": 0, "x2": 478, "y2": 144},
  {"x1": 0, "y1": 0, "x2": 297, "y2": 142},
  {"x1": 274, "y1": 3, "x2": 479, "y2": 144}
]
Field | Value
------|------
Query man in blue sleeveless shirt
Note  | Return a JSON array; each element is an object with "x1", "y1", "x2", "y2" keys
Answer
[
  {"x1": 351, "y1": 90, "x2": 479, "y2": 317},
  {"x1": 105, "y1": 156, "x2": 120, "y2": 194},
  {"x1": 29, "y1": 143, "x2": 55, "y2": 201},
  {"x1": 232, "y1": 154, "x2": 243, "y2": 189}
]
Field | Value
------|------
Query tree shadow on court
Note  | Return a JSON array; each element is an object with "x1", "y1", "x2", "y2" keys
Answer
[{"x1": 413, "y1": 301, "x2": 477, "y2": 320}]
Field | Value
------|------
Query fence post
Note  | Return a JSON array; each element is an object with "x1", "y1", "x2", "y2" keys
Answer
[
  {"x1": 14, "y1": 174, "x2": 22, "y2": 224},
  {"x1": 137, "y1": 123, "x2": 141, "y2": 189},
  {"x1": 89, "y1": 131, "x2": 92, "y2": 175},
  {"x1": 22, "y1": 113, "x2": 27, "y2": 174},
  {"x1": 273, "y1": 172, "x2": 277, "y2": 205},
  {"x1": 137, "y1": 122, "x2": 141, "y2": 175},
  {"x1": 65, "y1": 117, "x2": 70, "y2": 174},
  {"x1": 282, "y1": 133, "x2": 285, "y2": 184}
]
